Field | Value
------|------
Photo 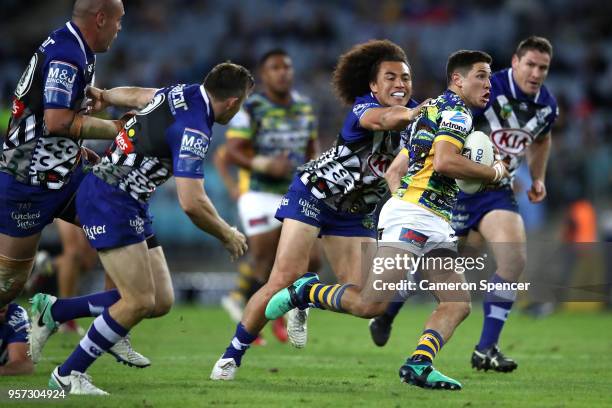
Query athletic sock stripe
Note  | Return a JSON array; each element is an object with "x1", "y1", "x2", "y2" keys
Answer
[
  {"x1": 411, "y1": 350, "x2": 434, "y2": 361},
  {"x1": 332, "y1": 284, "x2": 354, "y2": 311},
  {"x1": 93, "y1": 315, "x2": 123, "y2": 344},
  {"x1": 318, "y1": 285, "x2": 331, "y2": 305},
  {"x1": 101, "y1": 309, "x2": 128, "y2": 337},
  {"x1": 87, "y1": 324, "x2": 114, "y2": 350},
  {"x1": 325, "y1": 285, "x2": 340, "y2": 307},
  {"x1": 423, "y1": 329, "x2": 443, "y2": 349},
  {"x1": 79, "y1": 336, "x2": 104, "y2": 358},
  {"x1": 309, "y1": 284, "x2": 322, "y2": 304},
  {"x1": 418, "y1": 338, "x2": 439, "y2": 354}
]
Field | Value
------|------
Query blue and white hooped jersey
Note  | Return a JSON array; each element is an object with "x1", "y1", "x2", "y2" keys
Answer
[
  {"x1": 1, "y1": 22, "x2": 96, "y2": 189},
  {"x1": 92, "y1": 84, "x2": 214, "y2": 203},
  {"x1": 474, "y1": 68, "x2": 558, "y2": 187},
  {"x1": 298, "y1": 93, "x2": 418, "y2": 214},
  {"x1": 0, "y1": 304, "x2": 29, "y2": 366}
]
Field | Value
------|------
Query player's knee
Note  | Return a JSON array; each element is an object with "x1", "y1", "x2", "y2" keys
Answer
[
  {"x1": 125, "y1": 294, "x2": 156, "y2": 319},
  {"x1": 351, "y1": 301, "x2": 386, "y2": 318},
  {"x1": 151, "y1": 290, "x2": 174, "y2": 318},
  {"x1": 453, "y1": 301, "x2": 472, "y2": 321}
]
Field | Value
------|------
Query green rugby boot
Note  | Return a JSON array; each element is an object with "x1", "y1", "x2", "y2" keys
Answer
[
  {"x1": 265, "y1": 273, "x2": 319, "y2": 320},
  {"x1": 399, "y1": 361, "x2": 462, "y2": 390}
]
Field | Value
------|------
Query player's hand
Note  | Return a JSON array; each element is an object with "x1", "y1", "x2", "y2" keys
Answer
[
  {"x1": 80, "y1": 146, "x2": 100, "y2": 164},
  {"x1": 406, "y1": 98, "x2": 431, "y2": 122},
  {"x1": 253, "y1": 152, "x2": 294, "y2": 178},
  {"x1": 490, "y1": 160, "x2": 510, "y2": 183},
  {"x1": 527, "y1": 179, "x2": 547, "y2": 203},
  {"x1": 268, "y1": 151, "x2": 295, "y2": 178},
  {"x1": 86, "y1": 86, "x2": 109, "y2": 114},
  {"x1": 222, "y1": 226, "x2": 248, "y2": 261}
]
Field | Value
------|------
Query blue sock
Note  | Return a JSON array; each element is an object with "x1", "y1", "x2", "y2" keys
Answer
[
  {"x1": 383, "y1": 293, "x2": 406, "y2": 320},
  {"x1": 222, "y1": 323, "x2": 257, "y2": 366},
  {"x1": 51, "y1": 289, "x2": 120, "y2": 323},
  {"x1": 477, "y1": 273, "x2": 516, "y2": 351},
  {"x1": 59, "y1": 308, "x2": 128, "y2": 376}
]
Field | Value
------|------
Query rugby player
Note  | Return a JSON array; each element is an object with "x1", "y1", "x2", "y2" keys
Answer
[
  {"x1": 267, "y1": 50, "x2": 509, "y2": 390},
  {"x1": 0, "y1": 303, "x2": 33, "y2": 376},
  {"x1": 211, "y1": 39, "x2": 423, "y2": 380},
  {"x1": 221, "y1": 49, "x2": 321, "y2": 346},
  {"x1": 370, "y1": 37, "x2": 558, "y2": 373},
  {"x1": 30, "y1": 62, "x2": 253, "y2": 394},
  {"x1": 0, "y1": 0, "x2": 125, "y2": 306}
]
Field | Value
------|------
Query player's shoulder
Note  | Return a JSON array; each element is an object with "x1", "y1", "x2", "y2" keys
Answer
[
  {"x1": 438, "y1": 90, "x2": 470, "y2": 114},
  {"x1": 42, "y1": 23, "x2": 86, "y2": 66},
  {"x1": 351, "y1": 92, "x2": 381, "y2": 118},
  {"x1": 536, "y1": 83, "x2": 557, "y2": 110}
]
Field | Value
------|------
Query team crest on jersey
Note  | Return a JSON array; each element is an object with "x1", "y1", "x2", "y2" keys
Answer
[
  {"x1": 15, "y1": 54, "x2": 38, "y2": 99},
  {"x1": 491, "y1": 128, "x2": 532, "y2": 155},
  {"x1": 139, "y1": 93, "x2": 166, "y2": 115},
  {"x1": 500, "y1": 103, "x2": 512, "y2": 119}
]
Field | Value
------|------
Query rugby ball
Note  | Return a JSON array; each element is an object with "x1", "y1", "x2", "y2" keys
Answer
[{"x1": 455, "y1": 131, "x2": 494, "y2": 194}]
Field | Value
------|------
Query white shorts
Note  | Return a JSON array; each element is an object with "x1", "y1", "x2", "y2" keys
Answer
[
  {"x1": 378, "y1": 197, "x2": 457, "y2": 256},
  {"x1": 237, "y1": 191, "x2": 283, "y2": 237}
]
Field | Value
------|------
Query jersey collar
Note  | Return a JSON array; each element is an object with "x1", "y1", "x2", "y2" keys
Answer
[
  {"x1": 507, "y1": 68, "x2": 541, "y2": 103},
  {"x1": 65, "y1": 22, "x2": 95, "y2": 64},
  {"x1": 200, "y1": 85, "x2": 215, "y2": 126}
]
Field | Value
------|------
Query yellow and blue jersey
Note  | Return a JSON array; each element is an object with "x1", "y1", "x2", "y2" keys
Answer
[
  {"x1": 396, "y1": 90, "x2": 473, "y2": 221},
  {"x1": 226, "y1": 91, "x2": 317, "y2": 195}
]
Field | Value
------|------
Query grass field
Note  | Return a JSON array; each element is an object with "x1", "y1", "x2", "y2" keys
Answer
[{"x1": 1, "y1": 304, "x2": 610, "y2": 407}]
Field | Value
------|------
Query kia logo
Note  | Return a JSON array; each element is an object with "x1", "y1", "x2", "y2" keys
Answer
[{"x1": 491, "y1": 129, "x2": 532, "y2": 155}]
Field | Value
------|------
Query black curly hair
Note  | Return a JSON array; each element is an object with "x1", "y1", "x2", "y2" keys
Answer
[{"x1": 332, "y1": 39, "x2": 409, "y2": 105}]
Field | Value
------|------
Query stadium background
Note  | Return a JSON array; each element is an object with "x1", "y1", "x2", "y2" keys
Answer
[{"x1": 1, "y1": 0, "x2": 611, "y2": 303}]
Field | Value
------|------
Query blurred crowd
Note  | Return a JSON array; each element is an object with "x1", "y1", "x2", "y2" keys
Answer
[{"x1": 1, "y1": 0, "x2": 611, "y2": 245}]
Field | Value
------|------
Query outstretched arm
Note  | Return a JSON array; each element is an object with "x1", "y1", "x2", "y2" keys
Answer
[
  {"x1": 360, "y1": 99, "x2": 429, "y2": 131},
  {"x1": 175, "y1": 177, "x2": 247, "y2": 260},
  {"x1": 87, "y1": 86, "x2": 158, "y2": 112}
]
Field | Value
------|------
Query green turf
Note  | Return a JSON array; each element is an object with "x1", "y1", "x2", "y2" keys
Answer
[{"x1": 1, "y1": 304, "x2": 610, "y2": 407}]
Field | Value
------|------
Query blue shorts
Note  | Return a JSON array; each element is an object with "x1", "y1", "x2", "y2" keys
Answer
[
  {"x1": 451, "y1": 186, "x2": 519, "y2": 236},
  {"x1": 0, "y1": 167, "x2": 85, "y2": 237},
  {"x1": 275, "y1": 178, "x2": 377, "y2": 238},
  {"x1": 76, "y1": 173, "x2": 154, "y2": 250}
]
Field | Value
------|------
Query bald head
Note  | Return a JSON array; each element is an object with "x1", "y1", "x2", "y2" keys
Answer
[
  {"x1": 73, "y1": 0, "x2": 121, "y2": 19},
  {"x1": 72, "y1": 0, "x2": 124, "y2": 53}
]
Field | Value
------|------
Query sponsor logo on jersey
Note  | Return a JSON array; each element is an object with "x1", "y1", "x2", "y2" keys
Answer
[
  {"x1": 82, "y1": 224, "x2": 107, "y2": 241},
  {"x1": 11, "y1": 97, "x2": 26, "y2": 119},
  {"x1": 491, "y1": 128, "x2": 533, "y2": 155},
  {"x1": 439, "y1": 110, "x2": 470, "y2": 134},
  {"x1": 7, "y1": 307, "x2": 29, "y2": 332},
  {"x1": 298, "y1": 198, "x2": 320, "y2": 220},
  {"x1": 398, "y1": 227, "x2": 428, "y2": 248},
  {"x1": 129, "y1": 216, "x2": 145, "y2": 234},
  {"x1": 169, "y1": 84, "x2": 188, "y2": 112},
  {"x1": 179, "y1": 128, "x2": 209, "y2": 159},
  {"x1": 11, "y1": 210, "x2": 41, "y2": 230},
  {"x1": 45, "y1": 60, "x2": 77, "y2": 93},
  {"x1": 115, "y1": 129, "x2": 134, "y2": 154},
  {"x1": 367, "y1": 153, "x2": 393, "y2": 178}
]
